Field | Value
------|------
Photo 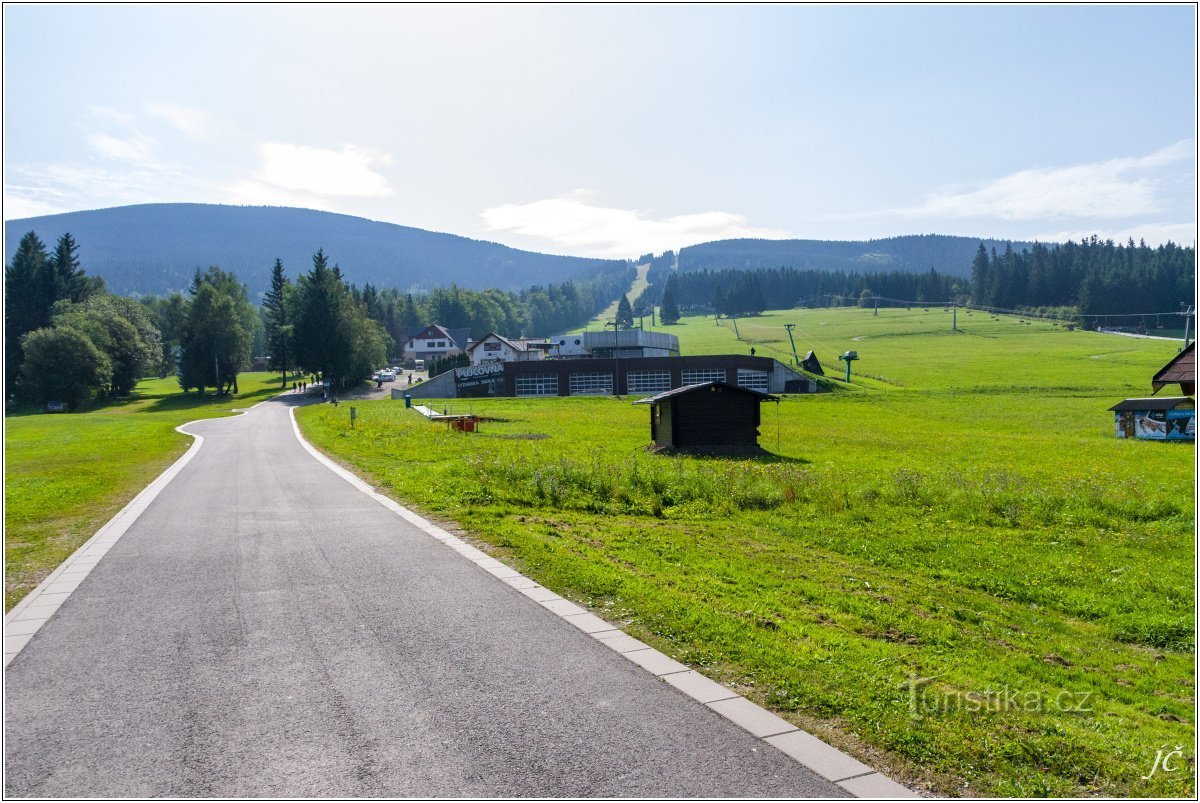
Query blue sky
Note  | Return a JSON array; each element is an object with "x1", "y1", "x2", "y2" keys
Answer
[{"x1": 3, "y1": 4, "x2": 1195, "y2": 257}]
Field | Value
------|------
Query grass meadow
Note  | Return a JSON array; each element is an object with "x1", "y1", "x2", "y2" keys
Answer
[
  {"x1": 4, "y1": 372, "x2": 285, "y2": 610},
  {"x1": 297, "y1": 307, "x2": 1194, "y2": 797}
]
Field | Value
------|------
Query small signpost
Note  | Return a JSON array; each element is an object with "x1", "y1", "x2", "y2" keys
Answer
[{"x1": 350, "y1": 406, "x2": 357, "y2": 429}]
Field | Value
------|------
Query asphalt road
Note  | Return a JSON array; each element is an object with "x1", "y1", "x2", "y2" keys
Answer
[{"x1": 5, "y1": 396, "x2": 846, "y2": 797}]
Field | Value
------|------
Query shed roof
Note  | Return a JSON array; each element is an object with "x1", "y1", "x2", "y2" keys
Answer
[
  {"x1": 632, "y1": 381, "x2": 779, "y2": 405},
  {"x1": 1107, "y1": 396, "x2": 1196, "y2": 412},
  {"x1": 1152, "y1": 342, "x2": 1195, "y2": 394}
]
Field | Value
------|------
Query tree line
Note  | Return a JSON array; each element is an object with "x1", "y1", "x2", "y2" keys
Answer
[
  {"x1": 635, "y1": 237, "x2": 1194, "y2": 321},
  {"x1": 634, "y1": 265, "x2": 967, "y2": 317},
  {"x1": 6, "y1": 231, "x2": 636, "y2": 410},
  {"x1": 321, "y1": 262, "x2": 634, "y2": 353},
  {"x1": 5, "y1": 232, "x2": 164, "y2": 409},
  {"x1": 971, "y1": 237, "x2": 1194, "y2": 317}
]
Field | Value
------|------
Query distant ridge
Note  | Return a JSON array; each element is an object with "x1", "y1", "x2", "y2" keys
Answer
[
  {"x1": 675, "y1": 234, "x2": 1040, "y2": 277},
  {"x1": 3, "y1": 204, "x2": 628, "y2": 298}
]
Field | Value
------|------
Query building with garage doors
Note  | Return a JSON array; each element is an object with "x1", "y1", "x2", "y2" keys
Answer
[{"x1": 401, "y1": 354, "x2": 824, "y2": 399}]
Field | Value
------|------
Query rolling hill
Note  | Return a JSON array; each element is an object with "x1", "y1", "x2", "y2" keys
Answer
[
  {"x1": 674, "y1": 234, "x2": 1038, "y2": 277},
  {"x1": 4, "y1": 204, "x2": 629, "y2": 298}
]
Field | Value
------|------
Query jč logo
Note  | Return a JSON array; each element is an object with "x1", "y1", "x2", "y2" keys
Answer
[{"x1": 1142, "y1": 744, "x2": 1185, "y2": 780}]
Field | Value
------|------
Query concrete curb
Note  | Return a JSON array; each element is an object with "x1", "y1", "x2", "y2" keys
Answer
[
  {"x1": 288, "y1": 405, "x2": 918, "y2": 798},
  {"x1": 4, "y1": 397, "x2": 275, "y2": 668}
]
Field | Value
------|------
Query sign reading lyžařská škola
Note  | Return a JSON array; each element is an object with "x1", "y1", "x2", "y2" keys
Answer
[{"x1": 455, "y1": 362, "x2": 505, "y2": 397}]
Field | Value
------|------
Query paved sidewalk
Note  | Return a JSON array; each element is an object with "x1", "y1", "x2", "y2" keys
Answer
[{"x1": 5, "y1": 396, "x2": 910, "y2": 797}]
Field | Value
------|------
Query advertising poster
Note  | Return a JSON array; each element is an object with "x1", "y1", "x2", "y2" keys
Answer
[
  {"x1": 1165, "y1": 408, "x2": 1196, "y2": 441},
  {"x1": 1134, "y1": 414, "x2": 1168, "y2": 440}
]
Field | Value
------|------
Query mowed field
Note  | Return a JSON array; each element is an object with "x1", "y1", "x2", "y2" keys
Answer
[
  {"x1": 297, "y1": 307, "x2": 1194, "y2": 797},
  {"x1": 4, "y1": 373, "x2": 284, "y2": 610}
]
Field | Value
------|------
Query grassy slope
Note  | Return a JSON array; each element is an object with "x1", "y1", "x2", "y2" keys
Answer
[
  {"x1": 296, "y1": 307, "x2": 1194, "y2": 797},
  {"x1": 4, "y1": 373, "x2": 284, "y2": 609},
  {"x1": 573, "y1": 263, "x2": 650, "y2": 332}
]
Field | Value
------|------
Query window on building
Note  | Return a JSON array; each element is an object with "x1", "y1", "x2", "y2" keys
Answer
[
  {"x1": 627, "y1": 370, "x2": 671, "y2": 394},
  {"x1": 426, "y1": 340, "x2": 438, "y2": 348},
  {"x1": 568, "y1": 372, "x2": 613, "y2": 395},
  {"x1": 681, "y1": 369, "x2": 725, "y2": 385},
  {"x1": 484, "y1": 342, "x2": 502, "y2": 352},
  {"x1": 737, "y1": 369, "x2": 770, "y2": 393},
  {"x1": 515, "y1": 374, "x2": 558, "y2": 397}
]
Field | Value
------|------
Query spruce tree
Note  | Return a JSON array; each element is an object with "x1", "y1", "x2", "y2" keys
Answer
[
  {"x1": 615, "y1": 293, "x2": 634, "y2": 329},
  {"x1": 49, "y1": 232, "x2": 89, "y2": 303},
  {"x1": 263, "y1": 258, "x2": 291, "y2": 386},
  {"x1": 4, "y1": 232, "x2": 53, "y2": 397},
  {"x1": 659, "y1": 287, "x2": 680, "y2": 325}
]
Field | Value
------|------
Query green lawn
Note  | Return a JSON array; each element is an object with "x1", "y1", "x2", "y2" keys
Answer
[
  {"x1": 296, "y1": 308, "x2": 1194, "y2": 797},
  {"x1": 4, "y1": 372, "x2": 286, "y2": 610}
]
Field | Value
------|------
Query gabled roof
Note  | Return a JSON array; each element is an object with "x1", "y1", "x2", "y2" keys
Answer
[
  {"x1": 466, "y1": 332, "x2": 524, "y2": 353},
  {"x1": 632, "y1": 381, "x2": 779, "y2": 405},
  {"x1": 1108, "y1": 397, "x2": 1195, "y2": 412},
  {"x1": 405, "y1": 324, "x2": 471, "y2": 349},
  {"x1": 1152, "y1": 342, "x2": 1195, "y2": 394}
]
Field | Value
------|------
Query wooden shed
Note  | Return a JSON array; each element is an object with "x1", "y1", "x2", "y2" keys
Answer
[
  {"x1": 1108, "y1": 397, "x2": 1195, "y2": 441},
  {"x1": 633, "y1": 381, "x2": 779, "y2": 453}
]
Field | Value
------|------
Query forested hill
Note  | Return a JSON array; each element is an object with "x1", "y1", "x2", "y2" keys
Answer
[
  {"x1": 668, "y1": 234, "x2": 1036, "y2": 278},
  {"x1": 4, "y1": 204, "x2": 629, "y2": 298}
]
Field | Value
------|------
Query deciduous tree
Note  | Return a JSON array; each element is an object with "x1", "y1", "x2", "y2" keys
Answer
[{"x1": 19, "y1": 326, "x2": 112, "y2": 410}]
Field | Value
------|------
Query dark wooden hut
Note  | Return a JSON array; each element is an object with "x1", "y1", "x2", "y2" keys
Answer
[{"x1": 633, "y1": 381, "x2": 779, "y2": 453}]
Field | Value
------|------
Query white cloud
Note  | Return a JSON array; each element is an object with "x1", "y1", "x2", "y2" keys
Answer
[
  {"x1": 3, "y1": 194, "x2": 66, "y2": 220},
  {"x1": 145, "y1": 102, "x2": 213, "y2": 139},
  {"x1": 480, "y1": 190, "x2": 790, "y2": 258},
  {"x1": 234, "y1": 142, "x2": 395, "y2": 200},
  {"x1": 894, "y1": 141, "x2": 1193, "y2": 222},
  {"x1": 4, "y1": 160, "x2": 200, "y2": 222},
  {"x1": 85, "y1": 131, "x2": 159, "y2": 166}
]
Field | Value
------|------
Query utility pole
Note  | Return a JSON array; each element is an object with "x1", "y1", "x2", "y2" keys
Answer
[
  {"x1": 952, "y1": 301, "x2": 958, "y2": 332},
  {"x1": 874, "y1": 297, "x2": 879, "y2": 316}
]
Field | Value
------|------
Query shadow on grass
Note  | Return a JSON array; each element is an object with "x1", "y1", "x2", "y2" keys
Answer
[
  {"x1": 5, "y1": 383, "x2": 285, "y2": 418},
  {"x1": 647, "y1": 446, "x2": 810, "y2": 464},
  {"x1": 137, "y1": 385, "x2": 280, "y2": 414}
]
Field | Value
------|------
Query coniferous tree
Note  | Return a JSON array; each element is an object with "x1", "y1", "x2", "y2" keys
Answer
[
  {"x1": 970, "y1": 243, "x2": 991, "y2": 305},
  {"x1": 263, "y1": 258, "x2": 292, "y2": 386},
  {"x1": 5, "y1": 232, "x2": 54, "y2": 397},
  {"x1": 659, "y1": 285, "x2": 680, "y2": 325},
  {"x1": 291, "y1": 249, "x2": 387, "y2": 389},
  {"x1": 49, "y1": 233, "x2": 91, "y2": 304},
  {"x1": 615, "y1": 293, "x2": 634, "y2": 329}
]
